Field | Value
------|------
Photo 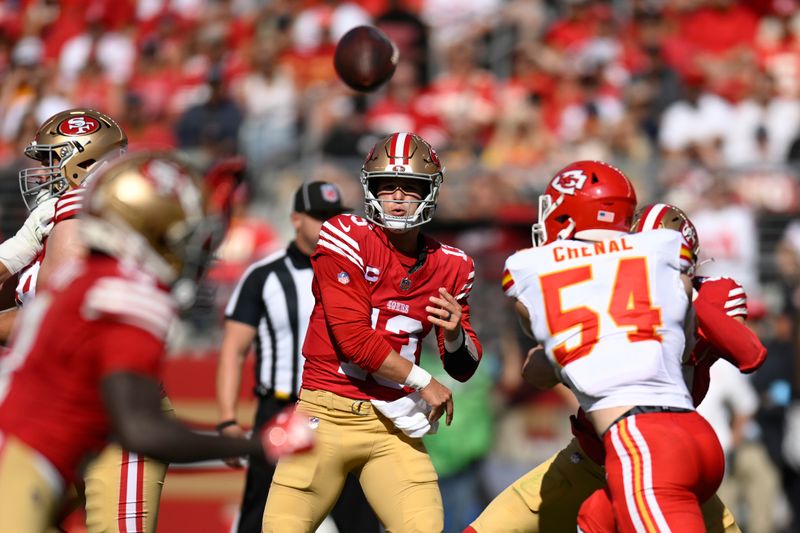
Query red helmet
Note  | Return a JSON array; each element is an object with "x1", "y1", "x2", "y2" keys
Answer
[
  {"x1": 631, "y1": 203, "x2": 700, "y2": 275},
  {"x1": 532, "y1": 160, "x2": 637, "y2": 247}
]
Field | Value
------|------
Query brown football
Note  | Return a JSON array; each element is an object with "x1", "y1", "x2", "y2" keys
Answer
[{"x1": 334, "y1": 26, "x2": 398, "y2": 92}]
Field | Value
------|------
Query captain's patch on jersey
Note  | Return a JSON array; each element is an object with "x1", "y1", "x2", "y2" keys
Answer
[{"x1": 337, "y1": 271, "x2": 350, "y2": 285}]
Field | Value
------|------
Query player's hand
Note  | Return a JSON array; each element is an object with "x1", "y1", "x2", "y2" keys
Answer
[
  {"x1": 0, "y1": 197, "x2": 58, "y2": 275},
  {"x1": 426, "y1": 288, "x2": 462, "y2": 342},
  {"x1": 220, "y1": 423, "x2": 247, "y2": 468},
  {"x1": 259, "y1": 405, "x2": 315, "y2": 463},
  {"x1": 522, "y1": 346, "x2": 559, "y2": 389},
  {"x1": 419, "y1": 378, "x2": 453, "y2": 425},
  {"x1": 28, "y1": 196, "x2": 57, "y2": 243}
]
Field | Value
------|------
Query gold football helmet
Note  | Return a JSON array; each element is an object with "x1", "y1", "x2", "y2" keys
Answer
[
  {"x1": 631, "y1": 202, "x2": 700, "y2": 275},
  {"x1": 19, "y1": 108, "x2": 127, "y2": 210},
  {"x1": 360, "y1": 132, "x2": 443, "y2": 230},
  {"x1": 81, "y1": 152, "x2": 226, "y2": 305}
]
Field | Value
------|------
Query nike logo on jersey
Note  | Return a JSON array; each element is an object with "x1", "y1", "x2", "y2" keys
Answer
[{"x1": 339, "y1": 220, "x2": 351, "y2": 232}]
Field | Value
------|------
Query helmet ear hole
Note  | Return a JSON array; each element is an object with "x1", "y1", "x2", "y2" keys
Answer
[{"x1": 555, "y1": 214, "x2": 569, "y2": 223}]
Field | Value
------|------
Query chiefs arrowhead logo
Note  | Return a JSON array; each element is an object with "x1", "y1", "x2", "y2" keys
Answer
[
  {"x1": 57, "y1": 116, "x2": 101, "y2": 136},
  {"x1": 551, "y1": 170, "x2": 588, "y2": 196}
]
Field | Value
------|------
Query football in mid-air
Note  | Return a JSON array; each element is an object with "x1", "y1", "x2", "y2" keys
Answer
[{"x1": 334, "y1": 26, "x2": 398, "y2": 92}]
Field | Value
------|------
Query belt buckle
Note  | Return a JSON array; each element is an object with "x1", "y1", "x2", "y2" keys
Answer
[{"x1": 351, "y1": 400, "x2": 369, "y2": 416}]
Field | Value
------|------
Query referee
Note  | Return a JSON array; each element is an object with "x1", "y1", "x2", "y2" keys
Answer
[{"x1": 215, "y1": 181, "x2": 379, "y2": 533}]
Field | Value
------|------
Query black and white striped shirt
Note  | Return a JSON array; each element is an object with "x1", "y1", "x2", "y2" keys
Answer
[{"x1": 225, "y1": 242, "x2": 313, "y2": 399}]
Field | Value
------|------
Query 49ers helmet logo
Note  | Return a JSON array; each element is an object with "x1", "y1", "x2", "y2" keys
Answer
[
  {"x1": 428, "y1": 145, "x2": 440, "y2": 167},
  {"x1": 551, "y1": 170, "x2": 588, "y2": 195},
  {"x1": 57, "y1": 116, "x2": 101, "y2": 136}
]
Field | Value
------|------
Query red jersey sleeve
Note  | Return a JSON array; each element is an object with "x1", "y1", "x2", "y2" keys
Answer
[
  {"x1": 435, "y1": 253, "x2": 482, "y2": 381},
  {"x1": 53, "y1": 189, "x2": 85, "y2": 224},
  {"x1": 311, "y1": 251, "x2": 394, "y2": 373},
  {"x1": 693, "y1": 277, "x2": 766, "y2": 373}
]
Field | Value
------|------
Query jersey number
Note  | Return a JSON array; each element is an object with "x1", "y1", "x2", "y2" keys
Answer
[
  {"x1": 539, "y1": 257, "x2": 662, "y2": 366},
  {"x1": 338, "y1": 309, "x2": 422, "y2": 388}
]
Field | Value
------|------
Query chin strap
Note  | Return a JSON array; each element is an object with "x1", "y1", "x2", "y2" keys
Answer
[{"x1": 556, "y1": 218, "x2": 576, "y2": 241}]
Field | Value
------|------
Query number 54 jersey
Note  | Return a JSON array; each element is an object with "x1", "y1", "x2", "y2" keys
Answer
[{"x1": 503, "y1": 229, "x2": 693, "y2": 414}]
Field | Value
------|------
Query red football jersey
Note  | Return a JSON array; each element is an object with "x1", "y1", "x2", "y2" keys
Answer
[
  {"x1": 14, "y1": 188, "x2": 85, "y2": 306},
  {"x1": 0, "y1": 255, "x2": 175, "y2": 483},
  {"x1": 53, "y1": 188, "x2": 85, "y2": 224},
  {"x1": 302, "y1": 214, "x2": 481, "y2": 401}
]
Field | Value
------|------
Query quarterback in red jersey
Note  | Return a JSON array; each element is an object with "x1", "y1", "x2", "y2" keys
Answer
[
  {"x1": 467, "y1": 201, "x2": 765, "y2": 533},
  {"x1": 0, "y1": 153, "x2": 268, "y2": 533},
  {"x1": 263, "y1": 132, "x2": 483, "y2": 533}
]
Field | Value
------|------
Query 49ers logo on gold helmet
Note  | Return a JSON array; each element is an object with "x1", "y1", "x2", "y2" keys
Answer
[
  {"x1": 57, "y1": 116, "x2": 101, "y2": 136},
  {"x1": 551, "y1": 170, "x2": 588, "y2": 195}
]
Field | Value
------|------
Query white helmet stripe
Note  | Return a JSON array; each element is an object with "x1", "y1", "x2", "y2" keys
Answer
[
  {"x1": 390, "y1": 132, "x2": 409, "y2": 163},
  {"x1": 641, "y1": 203, "x2": 669, "y2": 231}
]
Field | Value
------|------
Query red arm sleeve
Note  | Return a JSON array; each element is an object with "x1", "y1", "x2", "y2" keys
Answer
[
  {"x1": 694, "y1": 297, "x2": 766, "y2": 373},
  {"x1": 312, "y1": 253, "x2": 394, "y2": 373}
]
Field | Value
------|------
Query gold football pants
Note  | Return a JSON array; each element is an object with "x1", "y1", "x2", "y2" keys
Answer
[
  {"x1": 263, "y1": 388, "x2": 443, "y2": 533},
  {"x1": 0, "y1": 432, "x2": 64, "y2": 533},
  {"x1": 83, "y1": 396, "x2": 172, "y2": 533}
]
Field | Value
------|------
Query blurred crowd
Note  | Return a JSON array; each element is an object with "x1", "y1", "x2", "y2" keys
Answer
[{"x1": 0, "y1": 0, "x2": 799, "y2": 531}]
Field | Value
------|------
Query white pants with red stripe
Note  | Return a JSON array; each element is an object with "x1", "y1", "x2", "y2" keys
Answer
[{"x1": 578, "y1": 410, "x2": 724, "y2": 533}]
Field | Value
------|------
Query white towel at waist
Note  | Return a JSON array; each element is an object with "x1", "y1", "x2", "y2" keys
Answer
[{"x1": 371, "y1": 391, "x2": 439, "y2": 438}]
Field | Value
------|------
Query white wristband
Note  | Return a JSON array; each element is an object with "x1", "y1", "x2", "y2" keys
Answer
[{"x1": 404, "y1": 364, "x2": 432, "y2": 391}]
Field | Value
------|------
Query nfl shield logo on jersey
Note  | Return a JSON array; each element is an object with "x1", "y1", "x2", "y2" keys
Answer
[{"x1": 337, "y1": 271, "x2": 350, "y2": 285}]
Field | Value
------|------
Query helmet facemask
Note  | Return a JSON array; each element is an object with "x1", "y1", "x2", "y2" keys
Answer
[
  {"x1": 361, "y1": 172, "x2": 441, "y2": 231},
  {"x1": 532, "y1": 193, "x2": 574, "y2": 247},
  {"x1": 19, "y1": 108, "x2": 128, "y2": 210},
  {"x1": 18, "y1": 141, "x2": 78, "y2": 210}
]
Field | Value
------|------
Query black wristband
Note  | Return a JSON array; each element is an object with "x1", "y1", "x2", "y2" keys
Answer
[{"x1": 215, "y1": 419, "x2": 238, "y2": 433}]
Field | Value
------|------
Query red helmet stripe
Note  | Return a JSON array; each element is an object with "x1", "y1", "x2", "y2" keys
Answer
[{"x1": 640, "y1": 203, "x2": 669, "y2": 231}]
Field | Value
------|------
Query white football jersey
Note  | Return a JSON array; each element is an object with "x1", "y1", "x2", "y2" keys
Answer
[{"x1": 503, "y1": 229, "x2": 693, "y2": 413}]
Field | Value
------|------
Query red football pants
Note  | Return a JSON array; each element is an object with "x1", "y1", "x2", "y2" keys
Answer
[{"x1": 578, "y1": 410, "x2": 724, "y2": 533}]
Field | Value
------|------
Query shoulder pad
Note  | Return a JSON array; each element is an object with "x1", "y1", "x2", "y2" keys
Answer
[
  {"x1": 82, "y1": 276, "x2": 176, "y2": 339},
  {"x1": 317, "y1": 215, "x2": 372, "y2": 272},
  {"x1": 54, "y1": 188, "x2": 85, "y2": 223}
]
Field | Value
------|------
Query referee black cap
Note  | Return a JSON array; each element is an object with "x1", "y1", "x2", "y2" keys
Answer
[{"x1": 293, "y1": 181, "x2": 351, "y2": 220}]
